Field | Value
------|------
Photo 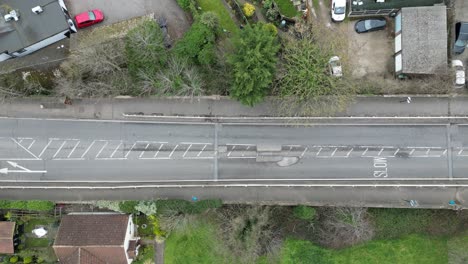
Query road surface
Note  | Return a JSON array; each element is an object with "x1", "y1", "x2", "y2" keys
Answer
[{"x1": 0, "y1": 118, "x2": 467, "y2": 184}]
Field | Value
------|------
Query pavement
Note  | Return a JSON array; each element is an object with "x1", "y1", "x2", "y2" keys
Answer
[{"x1": 0, "y1": 95, "x2": 467, "y2": 120}]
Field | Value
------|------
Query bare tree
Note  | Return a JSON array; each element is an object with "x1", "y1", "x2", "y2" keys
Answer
[{"x1": 315, "y1": 207, "x2": 374, "y2": 248}]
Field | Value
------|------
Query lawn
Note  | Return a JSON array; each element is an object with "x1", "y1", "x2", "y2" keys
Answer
[
  {"x1": 24, "y1": 218, "x2": 56, "y2": 233},
  {"x1": 280, "y1": 235, "x2": 449, "y2": 264},
  {"x1": 368, "y1": 208, "x2": 463, "y2": 239},
  {"x1": 275, "y1": 0, "x2": 299, "y2": 18},
  {"x1": 25, "y1": 238, "x2": 49, "y2": 248},
  {"x1": 196, "y1": 0, "x2": 239, "y2": 34},
  {"x1": 165, "y1": 221, "x2": 232, "y2": 264}
]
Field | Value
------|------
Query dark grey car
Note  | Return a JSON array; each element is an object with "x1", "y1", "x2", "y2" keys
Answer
[
  {"x1": 454, "y1": 22, "x2": 468, "y2": 54},
  {"x1": 354, "y1": 18, "x2": 387, "y2": 33}
]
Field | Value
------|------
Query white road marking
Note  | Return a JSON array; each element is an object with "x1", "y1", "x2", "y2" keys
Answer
[
  {"x1": 81, "y1": 141, "x2": 96, "y2": 159},
  {"x1": 346, "y1": 148, "x2": 354, "y2": 157},
  {"x1": 110, "y1": 142, "x2": 122, "y2": 158},
  {"x1": 300, "y1": 147, "x2": 308, "y2": 158},
  {"x1": 331, "y1": 148, "x2": 338, "y2": 157},
  {"x1": 138, "y1": 143, "x2": 150, "y2": 158},
  {"x1": 183, "y1": 144, "x2": 192, "y2": 158},
  {"x1": 38, "y1": 139, "x2": 53, "y2": 158},
  {"x1": 227, "y1": 145, "x2": 236, "y2": 157},
  {"x1": 154, "y1": 143, "x2": 164, "y2": 158},
  {"x1": 53, "y1": 141, "x2": 67, "y2": 159},
  {"x1": 362, "y1": 148, "x2": 368, "y2": 156},
  {"x1": 96, "y1": 141, "x2": 109, "y2": 158},
  {"x1": 198, "y1": 144, "x2": 208, "y2": 157},
  {"x1": 316, "y1": 147, "x2": 323, "y2": 156},
  {"x1": 11, "y1": 138, "x2": 40, "y2": 160},
  {"x1": 169, "y1": 144, "x2": 178, "y2": 158},
  {"x1": 124, "y1": 142, "x2": 136, "y2": 158},
  {"x1": 393, "y1": 148, "x2": 400, "y2": 156},
  {"x1": 378, "y1": 148, "x2": 384, "y2": 156},
  {"x1": 27, "y1": 140, "x2": 36, "y2": 150}
]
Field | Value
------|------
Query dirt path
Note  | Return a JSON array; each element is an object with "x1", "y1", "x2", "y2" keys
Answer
[{"x1": 155, "y1": 240, "x2": 165, "y2": 264}]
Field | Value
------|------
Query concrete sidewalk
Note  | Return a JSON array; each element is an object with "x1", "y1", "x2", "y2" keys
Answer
[{"x1": 0, "y1": 95, "x2": 467, "y2": 120}]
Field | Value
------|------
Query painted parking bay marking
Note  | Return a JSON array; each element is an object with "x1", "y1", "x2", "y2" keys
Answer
[
  {"x1": 0, "y1": 161, "x2": 47, "y2": 175},
  {"x1": 373, "y1": 157, "x2": 388, "y2": 178}
]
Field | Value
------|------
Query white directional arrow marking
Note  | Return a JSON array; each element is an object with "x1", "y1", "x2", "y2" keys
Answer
[
  {"x1": 7, "y1": 161, "x2": 31, "y2": 172},
  {"x1": 0, "y1": 161, "x2": 47, "y2": 175}
]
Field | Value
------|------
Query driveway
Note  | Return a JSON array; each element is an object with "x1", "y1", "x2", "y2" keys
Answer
[
  {"x1": 64, "y1": 0, "x2": 190, "y2": 39},
  {"x1": 347, "y1": 21, "x2": 393, "y2": 78}
]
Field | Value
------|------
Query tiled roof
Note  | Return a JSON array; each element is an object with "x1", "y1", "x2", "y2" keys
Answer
[
  {"x1": 0, "y1": 222, "x2": 15, "y2": 254},
  {"x1": 54, "y1": 214, "x2": 129, "y2": 246}
]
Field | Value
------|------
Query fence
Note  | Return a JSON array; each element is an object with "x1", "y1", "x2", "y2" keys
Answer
[{"x1": 348, "y1": 0, "x2": 444, "y2": 17}]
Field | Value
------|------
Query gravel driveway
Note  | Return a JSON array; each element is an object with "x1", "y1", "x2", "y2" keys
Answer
[{"x1": 64, "y1": 0, "x2": 190, "y2": 39}]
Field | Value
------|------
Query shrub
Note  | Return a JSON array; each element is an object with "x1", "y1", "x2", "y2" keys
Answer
[
  {"x1": 243, "y1": 3, "x2": 256, "y2": 17},
  {"x1": 36, "y1": 258, "x2": 44, "y2": 264},
  {"x1": 8, "y1": 256, "x2": 18, "y2": 263},
  {"x1": 119, "y1": 201, "x2": 139, "y2": 214},
  {"x1": 135, "y1": 201, "x2": 158, "y2": 215},
  {"x1": 199, "y1": 12, "x2": 220, "y2": 31},
  {"x1": 229, "y1": 23, "x2": 280, "y2": 106},
  {"x1": 174, "y1": 21, "x2": 216, "y2": 65},
  {"x1": 265, "y1": 6, "x2": 280, "y2": 22},
  {"x1": 263, "y1": 23, "x2": 278, "y2": 36},
  {"x1": 148, "y1": 215, "x2": 167, "y2": 239},
  {"x1": 23, "y1": 256, "x2": 33, "y2": 264},
  {"x1": 94, "y1": 201, "x2": 121, "y2": 212},
  {"x1": 176, "y1": 0, "x2": 191, "y2": 10},
  {"x1": 293, "y1": 205, "x2": 316, "y2": 221}
]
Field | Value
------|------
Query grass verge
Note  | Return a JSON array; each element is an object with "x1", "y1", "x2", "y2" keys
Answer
[
  {"x1": 369, "y1": 208, "x2": 464, "y2": 239},
  {"x1": 281, "y1": 235, "x2": 449, "y2": 264},
  {"x1": 275, "y1": 0, "x2": 299, "y2": 17},
  {"x1": 165, "y1": 219, "x2": 232, "y2": 264},
  {"x1": 196, "y1": 0, "x2": 239, "y2": 34}
]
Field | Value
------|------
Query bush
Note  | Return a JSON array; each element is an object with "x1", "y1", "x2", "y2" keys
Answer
[
  {"x1": 176, "y1": 0, "x2": 192, "y2": 10},
  {"x1": 263, "y1": 23, "x2": 277, "y2": 36},
  {"x1": 174, "y1": 21, "x2": 217, "y2": 65},
  {"x1": 22, "y1": 256, "x2": 33, "y2": 264},
  {"x1": 94, "y1": 201, "x2": 121, "y2": 212},
  {"x1": 293, "y1": 206, "x2": 316, "y2": 221},
  {"x1": 119, "y1": 201, "x2": 139, "y2": 214},
  {"x1": 199, "y1": 12, "x2": 220, "y2": 31},
  {"x1": 243, "y1": 3, "x2": 256, "y2": 17},
  {"x1": 229, "y1": 23, "x2": 280, "y2": 106},
  {"x1": 135, "y1": 201, "x2": 158, "y2": 215},
  {"x1": 36, "y1": 258, "x2": 44, "y2": 264},
  {"x1": 8, "y1": 256, "x2": 18, "y2": 263}
]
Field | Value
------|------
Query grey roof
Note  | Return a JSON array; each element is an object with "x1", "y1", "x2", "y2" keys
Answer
[
  {"x1": 401, "y1": 6, "x2": 447, "y2": 75},
  {"x1": 0, "y1": 0, "x2": 70, "y2": 53}
]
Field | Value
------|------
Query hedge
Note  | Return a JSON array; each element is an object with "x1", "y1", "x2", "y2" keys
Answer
[{"x1": 0, "y1": 200, "x2": 55, "y2": 211}]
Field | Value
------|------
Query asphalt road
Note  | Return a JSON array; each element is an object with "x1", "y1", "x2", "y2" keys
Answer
[{"x1": 0, "y1": 118, "x2": 467, "y2": 184}]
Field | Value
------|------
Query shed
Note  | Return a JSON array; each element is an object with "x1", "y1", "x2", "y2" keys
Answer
[{"x1": 394, "y1": 6, "x2": 447, "y2": 75}]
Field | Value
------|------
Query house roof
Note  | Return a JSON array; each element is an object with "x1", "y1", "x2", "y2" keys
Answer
[
  {"x1": 53, "y1": 214, "x2": 132, "y2": 264},
  {"x1": 0, "y1": 0, "x2": 70, "y2": 54},
  {"x1": 54, "y1": 214, "x2": 130, "y2": 246},
  {"x1": 400, "y1": 6, "x2": 447, "y2": 74},
  {"x1": 0, "y1": 221, "x2": 15, "y2": 254}
]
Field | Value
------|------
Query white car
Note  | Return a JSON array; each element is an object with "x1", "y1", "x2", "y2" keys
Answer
[
  {"x1": 328, "y1": 56, "x2": 343, "y2": 77},
  {"x1": 331, "y1": 0, "x2": 346, "y2": 22},
  {"x1": 452, "y1": 60, "x2": 465, "y2": 89}
]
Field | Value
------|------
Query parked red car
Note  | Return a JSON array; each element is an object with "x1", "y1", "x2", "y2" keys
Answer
[{"x1": 74, "y1": 9, "x2": 104, "y2": 29}]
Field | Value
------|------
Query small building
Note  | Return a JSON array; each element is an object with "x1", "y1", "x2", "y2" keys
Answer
[
  {"x1": 53, "y1": 214, "x2": 140, "y2": 264},
  {"x1": 0, "y1": 221, "x2": 15, "y2": 254},
  {"x1": 0, "y1": 0, "x2": 77, "y2": 62},
  {"x1": 394, "y1": 6, "x2": 447, "y2": 76}
]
